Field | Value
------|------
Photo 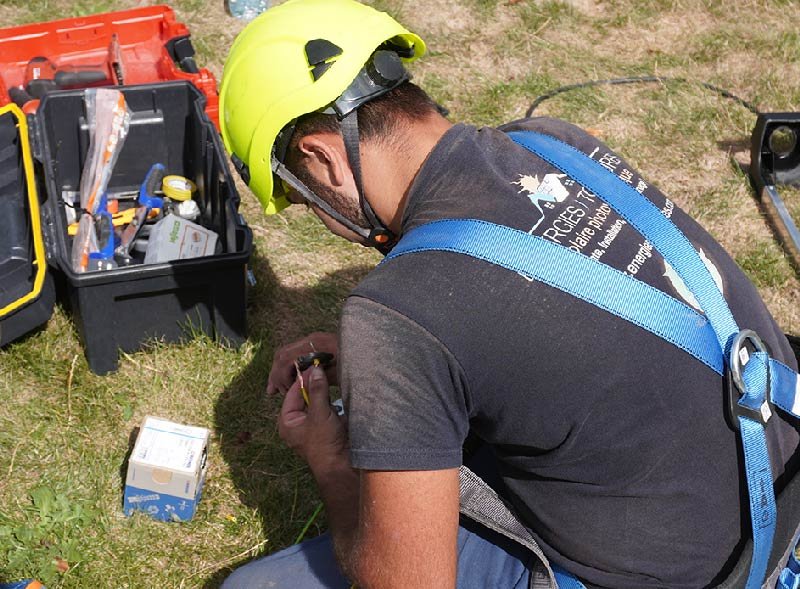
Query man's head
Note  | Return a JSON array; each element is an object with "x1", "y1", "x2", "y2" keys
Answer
[
  {"x1": 220, "y1": 0, "x2": 442, "y2": 250},
  {"x1": 281, "y1": 81, "x2": 444, "y2": 239}
]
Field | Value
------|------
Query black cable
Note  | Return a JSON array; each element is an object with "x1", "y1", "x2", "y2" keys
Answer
[
  {"x1": 62, "y1": 200, "x2": 87, "y2": 216},
  {"x1": 525, "y1": 75, "x2": 760, "y2": 118}
]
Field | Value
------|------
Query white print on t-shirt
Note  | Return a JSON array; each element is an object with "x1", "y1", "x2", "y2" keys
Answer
[
  {"x1": 663, "y1": 249, "x2": 723, "y2": 312},
  {"x1": 623, "y1": 199, "x2": 677, "y2": 276},
  {"x1": 513, "y1": 173, "x2": 570, "y2": 230}
]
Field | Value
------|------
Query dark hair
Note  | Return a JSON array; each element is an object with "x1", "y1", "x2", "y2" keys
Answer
[
  {"x1": 286, "y1": 81, "x2": 441, "y2": 160},
  {"x1": 281, "y1": 81, "x2": 441, "y2": 226}
]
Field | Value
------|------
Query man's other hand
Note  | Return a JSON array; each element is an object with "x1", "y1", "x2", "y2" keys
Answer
[
  {"x1": 267, "y1": 332, "x2": 338, "y2": 395},
  {"x1": 278, "y1": 364, "x2": 348, "y2": 471}
]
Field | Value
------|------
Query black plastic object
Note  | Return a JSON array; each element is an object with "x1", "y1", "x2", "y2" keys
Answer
[
  {"x1": 295, "y1": 351, "x2": 334, "y2": 372},
  {"x1": 305, "y1": 39, "x2": 343, "y2": 81},
  {"x1": 749, "y1": 113, "x2": 800, "y2": 271},
  {"x1": 35, "y1": 82, "x2": 252, "y2": 374},
  {"x1": 8, "y1": 86, "x2": 33, "y2": 107},
  {"x1": 0, "y1": 108, "x2": 56, "y2": 346},
  {"x1": 165, "y1": 36, "x2": 199, "y2": 74},
  {"x1": 54, "y1": 69, "x2": 108, "y2": 87},
  {"x1": 751, "y1": 113, "x2": 800, "y2": 188}
]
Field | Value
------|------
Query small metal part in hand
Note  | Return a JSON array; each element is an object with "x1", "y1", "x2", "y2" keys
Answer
[{"x1": 296, "y1": 351, "x2": 334, "y2": 372}]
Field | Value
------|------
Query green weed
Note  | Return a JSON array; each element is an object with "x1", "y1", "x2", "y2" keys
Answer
[
  {"x1": 461, "y1": 73, "x2": 558, "y2": 126},
  {"x1": 0, "y1": 487, "x2": 99, "y2": 586},
  {"x1": 777, "y1": 31, "x2": 800, "y2": 61},
  {"x1": 6, "y1": 0, "x2": 117, "y2": 25},
  {"x1": 688, "y1": 181, "x2": 737, "y2": 224},
  {"x1": 596, "y1": 0, "x2": 680, "y2": 27}
]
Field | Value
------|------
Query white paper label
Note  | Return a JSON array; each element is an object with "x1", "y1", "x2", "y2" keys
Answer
[{"x1": 132, "y1": 417, "x2": 208, "y2": 473}]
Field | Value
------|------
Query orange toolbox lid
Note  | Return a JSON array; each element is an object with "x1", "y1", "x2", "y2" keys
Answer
[{"x1": 0, "y1": 5, "x2": 219, "y2": 128}]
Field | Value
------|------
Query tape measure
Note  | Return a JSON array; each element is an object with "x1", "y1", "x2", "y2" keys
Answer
[{"x1": 162, "y1": 175, "x2": 196, "y2": 201}]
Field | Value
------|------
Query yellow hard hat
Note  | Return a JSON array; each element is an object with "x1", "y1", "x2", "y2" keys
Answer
[{"x1": 219, "y1": 0, "x2": 426, "y2": 214}]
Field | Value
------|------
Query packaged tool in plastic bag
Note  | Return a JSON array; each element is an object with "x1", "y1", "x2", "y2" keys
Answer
[
  {"x1": 72, "y1": 88, "x2": 130, "y2": 272},
  {"x1": 79, "y1": 88, "x2": 130, "y2": 214},
  {"x1": 70, "y1": 213, "x2": 98, "y2": 273}
]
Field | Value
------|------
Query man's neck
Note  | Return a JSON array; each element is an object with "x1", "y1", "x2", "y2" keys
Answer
[{"x1": 361, "y1": 114, "x2": 453, "y2": 234}]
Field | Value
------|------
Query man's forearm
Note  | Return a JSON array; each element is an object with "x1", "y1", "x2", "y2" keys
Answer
[{"x1": 309, "y1": 454, "x2": 362, "y2": 580}]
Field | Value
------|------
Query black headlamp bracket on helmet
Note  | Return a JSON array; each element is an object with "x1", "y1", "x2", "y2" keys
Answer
[
  {"x1": 270, "y1": 48, "x2": 409, "y2": 161},
  {"x1": 321, "y1": 50, "x2": 409, "y2": 120},
  {"x1": 229, "y1": 47, "x2": 409, "y2": 189}
]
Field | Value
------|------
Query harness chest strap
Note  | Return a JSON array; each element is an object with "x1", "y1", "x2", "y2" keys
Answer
[{"x1": 384, "y1": 130, "x2": 800, "y2": 588}]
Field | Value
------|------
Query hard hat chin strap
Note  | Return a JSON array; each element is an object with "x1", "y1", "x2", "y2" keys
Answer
[
  {"x1": 272, "y1": 157, "x2": 373, "y2": 242},
  {"x1": 340, "y1": 110, "x2": 397, "y2": 253},
  {"x1": 272, "y1": 49, "x2": 409, "y2": 254},
  {"x1": 271, "y1": 111, "x2": 397, "y2": 254}
]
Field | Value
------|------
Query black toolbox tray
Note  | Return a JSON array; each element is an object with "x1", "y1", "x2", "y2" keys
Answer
[
  {"x1": 0, "y1": 104, "x2": 56, "y2": 347},
  {"x1": 2, "y1": 81, "x2": 252, "y2": 374}
]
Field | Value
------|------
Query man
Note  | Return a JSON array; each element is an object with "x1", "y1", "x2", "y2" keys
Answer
[{"x1": 219, "y1": 1, "x2": 800, "y2": 587}]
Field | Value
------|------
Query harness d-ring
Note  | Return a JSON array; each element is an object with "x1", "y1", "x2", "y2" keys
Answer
[{"x1": 726, "y1": 329, "x2": 773, "y2": 431}]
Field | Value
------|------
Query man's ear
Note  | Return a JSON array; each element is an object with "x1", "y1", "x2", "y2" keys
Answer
[{"x1": 295, "y1": 132, "x2": 351, "y2": 189}]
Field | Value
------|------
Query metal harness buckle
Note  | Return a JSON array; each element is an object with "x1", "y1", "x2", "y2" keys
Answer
[{"x1": 726, "y1": 329, "x2": 773, "y2": 431}]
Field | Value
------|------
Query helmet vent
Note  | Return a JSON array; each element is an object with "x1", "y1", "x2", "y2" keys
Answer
[{"x1": 305, "y1": 39, "x2": 343, "y2": 81}]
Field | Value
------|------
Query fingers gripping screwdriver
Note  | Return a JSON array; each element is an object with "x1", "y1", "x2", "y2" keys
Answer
[{"x1": 294, "y1": 352, "x2": 334, "y2": 405}]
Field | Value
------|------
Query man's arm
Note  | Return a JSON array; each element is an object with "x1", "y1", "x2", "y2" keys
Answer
[
  {"x1": 348, "y1": 468, "x2": 460, "y2": 588},
  {"x1": 279, "y1": 365, "x2": 461, "y2": 588}
]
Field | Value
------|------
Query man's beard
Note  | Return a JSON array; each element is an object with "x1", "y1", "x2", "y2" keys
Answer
[{"x1": 294, "y1": 167, "x2": 371, "y2": 230}]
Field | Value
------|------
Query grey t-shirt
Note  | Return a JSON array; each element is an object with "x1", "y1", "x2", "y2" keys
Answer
[{"x1": 338, "y1": 117, "x2": 799, "y2": 588}]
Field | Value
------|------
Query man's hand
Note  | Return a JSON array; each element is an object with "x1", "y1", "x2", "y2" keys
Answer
[
  {"x1": 267, "y1": 332, "x2": 338, "y2": 395},
  {"x1": 278, "y1": 364, "x2": 348, "y2": 472},
  {"x1": 276, "y1": 365, "x2": 460, "y2": 588},
  {"x1": 278, "y1": 363, "x2": 360, "y2": 573}
]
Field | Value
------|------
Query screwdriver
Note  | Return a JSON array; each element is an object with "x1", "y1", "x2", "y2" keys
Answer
[
  {"x1": 293, "y1": 353, "x2": 334, "y2": 406},
  {"x1": 294, "y1": 360, "x2": 311, "y2": 406}
]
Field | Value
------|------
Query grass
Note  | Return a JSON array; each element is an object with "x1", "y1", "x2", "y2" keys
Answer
[
  {"x1": 517, "y1": 0, "x2": 578, "y2": 32},
  {"x1": 735, "y1": 240, "x2": 794, "y2": 289},
  {"x1": 3, "y1": 0, "x2": 800, "y2": 586}
]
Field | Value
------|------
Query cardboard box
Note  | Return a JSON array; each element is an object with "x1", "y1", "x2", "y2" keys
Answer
[{"x1": 123, "y1": 416, "x2": 210, "y2": 522}]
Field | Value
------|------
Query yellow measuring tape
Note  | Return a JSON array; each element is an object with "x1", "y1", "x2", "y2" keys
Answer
[{"x1": 161, "y1": 175, "x2": 196, "y2": 201}]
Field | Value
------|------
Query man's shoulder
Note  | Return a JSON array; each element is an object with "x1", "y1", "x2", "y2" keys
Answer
[{"x1": 498, "y1": 116, "x2": 598, "y2": 149}]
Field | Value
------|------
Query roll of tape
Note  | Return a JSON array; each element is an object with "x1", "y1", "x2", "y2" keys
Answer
[{"x1": 162, "y1": 175, "x2": 196, "y2": 201}]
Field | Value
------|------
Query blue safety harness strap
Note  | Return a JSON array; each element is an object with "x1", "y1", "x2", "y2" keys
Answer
[
  {"x1": 389, "y1": 218, "x2": 722, "y2": 373},
  {"x1": 552, "y1": 565, "x2": 587, "y2": 589},
  {"x1": 777, "y1": 548, "x2": 800, "y2": 589},
  {"x1": 383, "y1": 130, "x2": 800, "y2": 588},
  {"x1": 507, "y1": 132, "x2": 739, "y2": 354}
]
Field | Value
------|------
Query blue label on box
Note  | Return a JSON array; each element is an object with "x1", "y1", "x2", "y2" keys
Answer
[{"x1": 123, "y1": 482, "x2": 204, "y2": 522}]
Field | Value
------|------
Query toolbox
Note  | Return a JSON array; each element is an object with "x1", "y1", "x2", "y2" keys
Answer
[
  {"x1": 0, "y1": 9, "x2": 253, "y2": 375},
  {"x1": 0, "y1": 5, "x2": 220, "y2": 126}
]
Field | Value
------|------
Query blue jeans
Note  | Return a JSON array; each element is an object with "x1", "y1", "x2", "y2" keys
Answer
[{"x1": 221, "y1": 518, "x2": 534, "y2": 588}]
